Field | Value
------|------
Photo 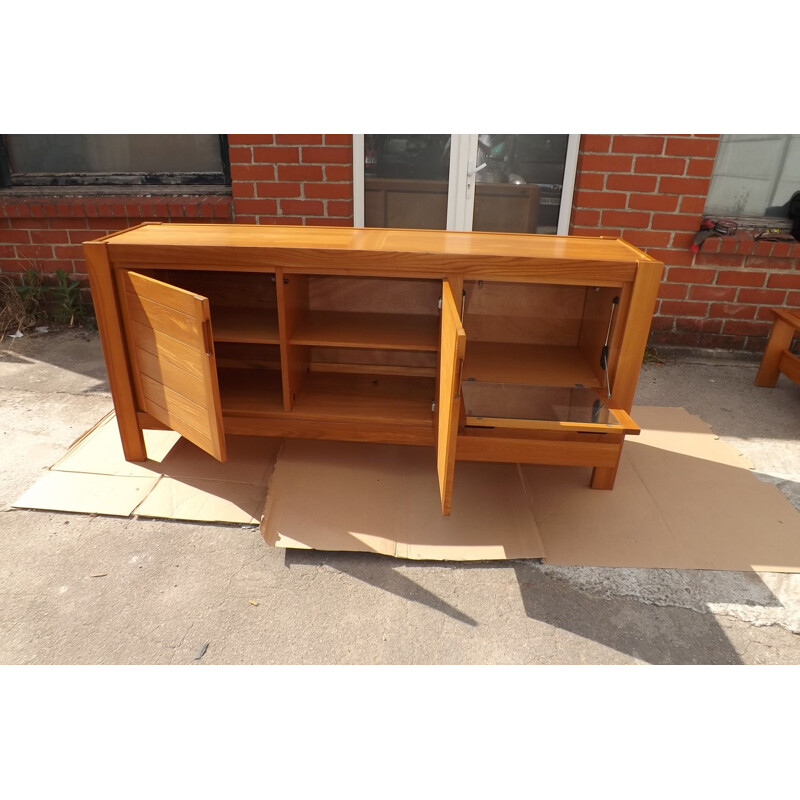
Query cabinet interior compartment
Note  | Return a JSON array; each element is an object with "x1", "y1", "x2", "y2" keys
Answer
[
  {"x1": 205, "y1": 342, "x2": 283, "y2": 417},
  {"x1": 461, "y1": 280, "x2": 621, "y2": 390},
  {"x1": 459, "y1": 280, "x2": 624, "y2": 434},
  {"x1": 281, "y1": 274, "x2": 439, "y2": 425},
  {"x1": 217, "y1": 365, "x2": 284, "y2": 417},
  {"x1": 156, "y1": 269, "x2": 280, "y2": 344},
  {"x1": 133, "y1": 270, "x2": 283, "y2": 418},
  {"x1": 289, "y1": 274, "x2": 440, "y2": 352}
]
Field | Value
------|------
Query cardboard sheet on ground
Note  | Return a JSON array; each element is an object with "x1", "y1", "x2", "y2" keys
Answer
[
  {"x1": 262, "y1": 407, "x2": 800, "y2": 571},
  {"x1": 261, "y1": 439, "x2": 544, "y2": 560},
  {"x1": 12, "y1": 412, "x2": 280, "y2": 524},
  {"x1": 12, "y1": 407, "x2": 800, "y2": 571},
  {"x1": 521, "y1": 407, "x2": 800, "y2": 572},
  {"x1": 12, "y1": 471, "x2": 160, "y2": 517}
]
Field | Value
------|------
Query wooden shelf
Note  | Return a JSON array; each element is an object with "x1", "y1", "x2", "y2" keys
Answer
[
  {"x1": 218, "y1": 367, "x2": 434, "y2": 428},
  {"x1": 463, "y1": 342, "x2": 602, "y2": 388},
  {"x1": 291, "y1": 311, "x2": 439, "y2": 351},
  {"x1": 292, "y1": 371, "x2": 435, "y2": 426},
  {"x1": 212, "y1": 306, "x2": 280, "y2": 344}
]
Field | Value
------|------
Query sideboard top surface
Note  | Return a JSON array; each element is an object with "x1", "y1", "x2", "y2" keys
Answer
[{"x1": 98, "y1": 223, "x2": 659, "y2": 269}]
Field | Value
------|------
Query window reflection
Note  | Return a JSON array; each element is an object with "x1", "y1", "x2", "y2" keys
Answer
[
  {"x1": 474, "y1": 135, "x2": 568, "y2": 234},
  {"x1": 363, "y1": 134, "x2": 569, "y2": 234},
  {"x1": 364, "y1": 135, "x2": 450, "y2": 181}
]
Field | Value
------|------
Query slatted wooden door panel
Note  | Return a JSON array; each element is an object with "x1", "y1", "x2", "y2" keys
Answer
[
  {"x1": 118, "y1": 270, "x2": 227, "y2": 462},
  {"x1": 437, "y1": 280, "x2": 466, "y2": 516}
]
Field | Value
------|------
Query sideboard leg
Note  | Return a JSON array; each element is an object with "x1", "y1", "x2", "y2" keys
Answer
[
  {"x1": 590, "y1": 443, "x2": 623, "y2": 490},
  {"x1": 84, "y1": 241, "x2": 147, "y2": 462},
  {"x1": 590, "y1": 465, "x2": 618, "y2": 490}
]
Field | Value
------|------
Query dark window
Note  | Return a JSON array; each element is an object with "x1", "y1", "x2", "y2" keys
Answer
[{"x1": 0, "y1": 134, "x2": 229, "y2": 188}]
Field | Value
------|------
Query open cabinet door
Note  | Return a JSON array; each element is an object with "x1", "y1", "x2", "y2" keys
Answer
[
  {"x1": 437, "y1": 280, "x2": 466, "y2": 515},
  {"x1": 118, "y1": 270, "x2": 227, "y2": 462}
]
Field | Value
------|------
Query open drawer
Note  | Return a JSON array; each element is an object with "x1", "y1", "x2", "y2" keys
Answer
[{"x1": 461, "y1": 382, "x2": 640, "y2": 435}]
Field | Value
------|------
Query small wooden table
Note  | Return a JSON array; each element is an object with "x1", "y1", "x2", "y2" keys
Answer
[{"x1": 755, "y1": 308, "x2": 800, "y2": 388}]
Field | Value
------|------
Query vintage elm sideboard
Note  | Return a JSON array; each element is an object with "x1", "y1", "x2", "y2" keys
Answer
[{"x1": 84, "y1": 223, "x2": 663, "y2": 515}]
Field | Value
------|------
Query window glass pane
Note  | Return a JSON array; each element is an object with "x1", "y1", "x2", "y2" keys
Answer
[
  {"x1": 705, "y1": 134, "x2": 800, "y2": 217},
  {"x1": 362, "y1": 134, "x2": 571, "y2": 233},
  {"x1": 5, "y1": 134, "x2": 223, "y2": 177},
  {"x1": 365, "y1": 134, "x2": 450, "y2": 180},
  {"x1": 363, "y1": 134, "x2": 451, "y2": 229},
  {"x1": 473, "y1": 134, "x2": 569, "y2": 234},
  {"x1": 773, "y1": 137, "x2": 800, "y2": 210}
]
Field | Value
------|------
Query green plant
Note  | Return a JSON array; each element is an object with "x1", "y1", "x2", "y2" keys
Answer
[
  {"x1": 3, "y1": 268, "x2": 89, "y2": 336},
  {"x1": 49, "y1": 269, "x2": 86, "y2": 326},
  {"x1": 15, "y1": 268, "x2": 49, "y2": 324}
]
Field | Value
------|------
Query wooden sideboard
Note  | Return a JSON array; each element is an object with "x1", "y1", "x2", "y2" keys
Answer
[{"x1": 84, "y1": 223, "x2": 663, "y2": 514}]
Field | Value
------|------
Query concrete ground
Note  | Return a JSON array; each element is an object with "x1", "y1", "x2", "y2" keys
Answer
[{"x1": 1, "y1": 329, "x2": 799, "y2": 665}]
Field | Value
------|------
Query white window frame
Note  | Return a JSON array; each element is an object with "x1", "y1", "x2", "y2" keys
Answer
[{"x1": 353, "y1": 134, "x2": 580, "y2": 235}]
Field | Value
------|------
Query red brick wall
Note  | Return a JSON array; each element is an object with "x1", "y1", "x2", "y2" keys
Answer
[
  {"x1": 0, "y1": 134, "x2": 355, "y2": 322},
  {"x1": 0, "y1": 195, "x2": 233, "y2": 309},
  {"x1": 3, "y1": 133, "x2": 797, "y2": 355},
  {"x1": 570, "y1": 134, "x2": 800, "y2": 352},
  {"x1": 228, "y1": 134, "x2": 354, "y2": 225}
]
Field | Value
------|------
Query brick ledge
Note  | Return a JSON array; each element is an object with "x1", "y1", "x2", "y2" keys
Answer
[
  {"x1": 699, "y1": 229, "x2": 800, "y2": 260},
  {"x1": 0, "y1": 193, "x2": 233, "y2": 220}
]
